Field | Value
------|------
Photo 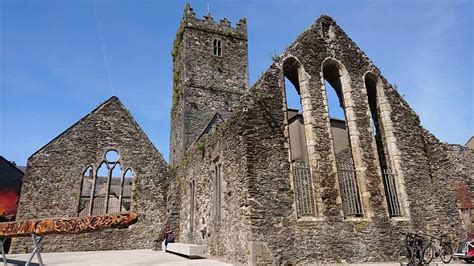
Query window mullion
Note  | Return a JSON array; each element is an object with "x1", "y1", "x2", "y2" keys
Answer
[
  {"x1": 104, "y1": 164, "x2": 112, "y2": 214},
  {"x1": 88, "y1": 168, "x2": 96, "y2": 216}
]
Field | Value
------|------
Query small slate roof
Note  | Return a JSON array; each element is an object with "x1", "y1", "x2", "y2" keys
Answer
[{"x1": 0, "y1": 156, "x2": 24, "y2": 190}]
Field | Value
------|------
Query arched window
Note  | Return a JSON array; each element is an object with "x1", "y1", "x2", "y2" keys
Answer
[
  {"x1": 78, "y1": 166, "x2": 93, "y2": 216},
  {"x1": 283, "y1": 57, "x2": 316, "y2": 218},
  {"x1": 364, "y1": 74, "x2": 401, "y2": 217},
  {"x1": 121, "y1": 168, "x2": 134, "y2": 211},
  {"x1": 107, "y1": 163, "x2": 122, "y2": 213},
  {"x1": 77, "y1": 150, "x2": 135, "y2": 216},
  {"x1": 212, "y1": 160, "x2": 222, "y2": 223},
  {"x1": 323, "y1": 60, "x2": 363, "y2": 217},
  {"x1": 94, "y1": 162, "x2": 108, "y2": 215},
  {"x1": 213, "y1": 38, "x2": 222, "y2": 56}
]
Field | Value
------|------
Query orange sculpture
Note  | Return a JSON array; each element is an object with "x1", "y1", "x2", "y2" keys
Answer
[{"x1": 0, "y1": 212, "x2": 138, "y2": 238}]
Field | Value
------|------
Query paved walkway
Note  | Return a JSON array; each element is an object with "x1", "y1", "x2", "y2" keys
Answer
[
  {"x1": 1, "y1": 249, "x2": 469, "y2": 265},
  {"x1": 1, "y1": 249, "x2": 231, "y2": 266}
]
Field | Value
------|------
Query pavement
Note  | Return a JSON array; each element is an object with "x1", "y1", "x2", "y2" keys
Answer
[
  {"x1": 1, "y1": 249, "x2": 231, "y2": 266},
  {"x1": 0, "y1": 250, "x2": 470, "y2": 265}
]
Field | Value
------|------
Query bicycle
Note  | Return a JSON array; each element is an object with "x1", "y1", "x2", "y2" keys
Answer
[
  {"x1": 399, "y1": 231, "x2": 424, "y2": 264},
  {"x1": 422, "y1": 233, "x2": 453, "y2": 264}
]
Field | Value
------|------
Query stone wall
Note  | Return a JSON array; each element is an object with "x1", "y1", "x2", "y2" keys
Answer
[
  {"x1": 12, "y1": 97, "x2": 168, "y2": 253},
  {"x1": 445, "y1": 144, "x2": 473, "y2": 232},
  {"x1": 169, "y1": 4, "x2": 248, "y2": 165},
  {"x1": 173, "y1": 15, "x2": 467, "y2": 264},
  {"x1": 172, "y1": 99, "x2": 252, "y2": 264},
  {"x1": 9, "y1": 6, "x2": 468, "y2": 263},
  {"x1": 240, "y1": 15, "x2": 466, "y2": 264}
]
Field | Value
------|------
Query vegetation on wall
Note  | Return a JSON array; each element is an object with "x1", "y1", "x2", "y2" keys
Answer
[
  {"x1": 171, "y1": 24, "x2": 185, "y2": 58},
  {"x1": 255, "y1": 90, "x2": 270, "y2": 104},
  {"x1": 171, "y1": 53, "x2": 183, "y2": 118},
  {"x1": 196, "y1": 140, "x2": 205, "y2": 151},
  {"x1": 270, "y1": 51, "x2": 279, "y2": 62},
  {"x1": 223, "y1": 28, "x2": 236, "y2": 38}
]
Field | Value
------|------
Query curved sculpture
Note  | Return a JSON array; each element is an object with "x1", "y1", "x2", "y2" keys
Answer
[{"x1": 0, "y1": 212, "x2": 138, "y2": 238}]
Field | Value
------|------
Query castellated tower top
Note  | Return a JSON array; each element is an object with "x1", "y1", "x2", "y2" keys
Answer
[{"x1": 182, "y1": 3, "x2": 247, "y2": 40}]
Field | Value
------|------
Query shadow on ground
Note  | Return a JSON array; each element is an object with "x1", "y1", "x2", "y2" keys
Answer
[{"x1": 1, "y1": 258, "x2": 40, "y2": 266}]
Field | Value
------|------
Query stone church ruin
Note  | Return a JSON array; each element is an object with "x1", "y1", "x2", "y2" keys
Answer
[
  {"x1": 9, "y1": 3, "x2": 472, "y2": 265},
  {"x1": 12, "y1": 98, "x2": 168, "y2": 252}
]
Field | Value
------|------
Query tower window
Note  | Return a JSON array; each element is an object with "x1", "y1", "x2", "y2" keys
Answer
[{"x1": 213, "y1": 38, "x2": 222, "y2": 56}]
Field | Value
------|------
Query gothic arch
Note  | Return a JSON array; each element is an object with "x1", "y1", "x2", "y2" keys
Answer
[
  {"x1": 281, "y1": 55, "x2": 319, "y2": 218},
  {"x1": 362, "y1": 71, "x2": 409, "y2": 218},
  {"x1": 78, "y1": 165, "x2": 94, "y2": 216},
  {"x1": 282, "y1": 56, "x2": 303, "y2": 93},
  {"x1": 321, "y1": 57, "x2": 367, "y2": 218}
]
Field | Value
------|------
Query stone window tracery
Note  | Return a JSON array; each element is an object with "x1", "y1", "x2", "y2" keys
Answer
[{"x1": 77, "y1": 150, "x2": 135, "y2": 216}]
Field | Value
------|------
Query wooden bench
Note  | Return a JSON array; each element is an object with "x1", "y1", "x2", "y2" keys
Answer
[
  {"x1": 0, "y1": 212, "x2": 138, "y2": 266},
  {"x1": 166, "y1": 243, "x2": 204, "y2": 259}
]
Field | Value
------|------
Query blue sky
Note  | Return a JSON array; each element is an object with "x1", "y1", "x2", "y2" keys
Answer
[{"x1": 1, "y1": 0, "x2": 472, "y2": 166}]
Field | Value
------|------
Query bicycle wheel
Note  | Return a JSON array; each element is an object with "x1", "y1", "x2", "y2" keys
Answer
[
  {"x1": 413, "y1": 245, "x2": 423, "y2": 264},
  {"x1": 398, "y1": 245, "x2": 414, "y2": 264},
  {"x1": 440, "y1": 244, "x2": 453, "y2": 263},
  {"x1": 422, "y1": 244, "x2": 435, "y2": 264}
]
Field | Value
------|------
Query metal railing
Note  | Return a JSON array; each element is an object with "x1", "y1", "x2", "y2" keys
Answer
[
  {"x1": 382, "y1": 168, "x2": 401, "y2": 217},
  {"x1": 292, "y1": 161, "x2": 316, "y2": 217},
  {"x1": 337, "y1": 162, "x2": 363, "y2": 217}
]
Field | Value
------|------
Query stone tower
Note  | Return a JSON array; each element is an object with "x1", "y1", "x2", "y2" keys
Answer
[{"x1": 169, "y1": 4, "x2": 248, "y2": 165}]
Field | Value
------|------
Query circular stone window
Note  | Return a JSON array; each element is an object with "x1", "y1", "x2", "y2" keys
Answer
[{"x1": 105, "y1": 149, "x2": 120, "y2": 163}]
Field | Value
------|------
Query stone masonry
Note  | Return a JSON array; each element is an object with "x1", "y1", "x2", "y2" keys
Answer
[
  {"x1": 12, "y1": 97, "x2": 168, "y2": 253},
  {"x1": 445, "y1": 144, "x2": 473, "y2": 232},
  {"x1": 170, "y1": 9, "x2": 472, "y2": 265},
  {"x1": 9, "y1": 4, "x2": 472, "y2": 265},
  {"x1": 169, "y1": 4, "x2": 248, "y2": 165}
]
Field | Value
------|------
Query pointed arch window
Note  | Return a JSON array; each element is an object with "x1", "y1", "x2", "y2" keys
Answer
[
  {"x1": 323, "y1": 61, "x2": 363, "y2": 217},
  {"x1": 78, "y1": 166, "x2": 93, "y2": 215},
  {"x1": 283, "y1": 57, "x2": 316, "y2": 218},
  {"x1": 122, "y1": 168, "x2": 134, "y2": 211},
  {"x1": 212, "y1": 160, "x2": 222, "y2": 223},
  {"x1": 77, "y1": 150, "x2": 135, "y2": 216},
  {"x1": 364, "y1": 74, "x2": 401, "y2": 217}
]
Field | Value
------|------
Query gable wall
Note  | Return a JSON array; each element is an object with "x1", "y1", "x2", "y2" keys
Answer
[
  {"x1": 238, "y1": 16, "x2": 466, "y2": 264},
  {"x1": 11, "y1": 98, "x2": 168, "y2": 253}
]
